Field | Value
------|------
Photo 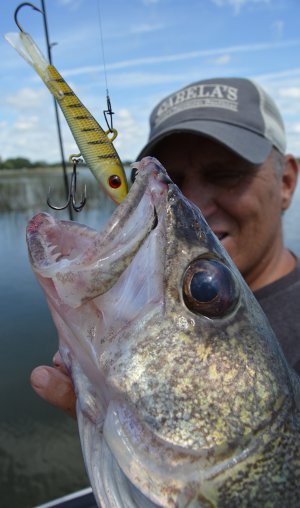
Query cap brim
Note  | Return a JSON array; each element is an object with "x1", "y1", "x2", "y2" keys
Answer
[{"x1": 137, "y1": 120, "x2": 273, "y2": 165}]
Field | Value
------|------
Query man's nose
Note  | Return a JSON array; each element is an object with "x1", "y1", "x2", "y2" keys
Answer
[{"x1": 180, "y1": 177, "x2": 218, "y2": 216}]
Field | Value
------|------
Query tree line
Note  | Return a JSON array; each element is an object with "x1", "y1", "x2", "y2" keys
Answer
[
  {"x1": 0, "y1": 157, "x2": 133, "y2": 170},
  {"x1": 0, "y1": 157, "x2": 52, "y2": 169}
]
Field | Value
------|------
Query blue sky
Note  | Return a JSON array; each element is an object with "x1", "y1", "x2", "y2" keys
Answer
[{"x1": 1, "y1": 0, "x2": 300, "y2": 162}]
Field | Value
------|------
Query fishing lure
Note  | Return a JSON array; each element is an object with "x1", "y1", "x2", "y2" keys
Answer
[{"x1": 5, "y1": 31, "x2": 128, "y2": 204}]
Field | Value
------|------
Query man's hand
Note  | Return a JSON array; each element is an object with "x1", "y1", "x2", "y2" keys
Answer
[{"x1": 30, "y1": 352, "x2": 77, "y2": 418}]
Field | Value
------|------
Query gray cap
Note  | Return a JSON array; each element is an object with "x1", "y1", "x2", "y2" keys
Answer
[{"x1": 138, "y1": 77, "x2": 286, "y2": 164}]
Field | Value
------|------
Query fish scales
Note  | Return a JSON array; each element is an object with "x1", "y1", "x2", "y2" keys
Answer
[{"x1": 26, "y1": 157, "x2": 300, "y2": 507}]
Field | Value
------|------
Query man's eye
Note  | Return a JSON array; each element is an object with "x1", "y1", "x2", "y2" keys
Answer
[{"x1": 207, "y1": 172, "x2": 244, "y2": 185}]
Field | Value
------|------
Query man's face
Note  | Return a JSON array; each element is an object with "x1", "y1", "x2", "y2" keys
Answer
[{"x1": 153, "y1": 133, "x2": 287, "y2": 288}]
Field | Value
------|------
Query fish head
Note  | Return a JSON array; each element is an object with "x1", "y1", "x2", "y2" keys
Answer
[{"x1": 26, "y1": 157, "x2": 299, "y2": 507}]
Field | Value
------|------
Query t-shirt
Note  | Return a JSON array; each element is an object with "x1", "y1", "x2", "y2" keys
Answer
[{"x1": 254, "y1": 258, "x2": 300, "y2": 375}]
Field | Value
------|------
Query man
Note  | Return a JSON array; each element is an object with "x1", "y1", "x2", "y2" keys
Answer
[{"x1": 30, "y1": 77, "x2": 300, "y2": 416}]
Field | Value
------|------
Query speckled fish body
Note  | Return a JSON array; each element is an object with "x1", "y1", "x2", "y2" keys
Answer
[
  {"x1": 26, "y1": 157, "x2": 300, "y2": 507},
  {"x1": 5, "y1": 31, "x2": 128, "y2": 204}
]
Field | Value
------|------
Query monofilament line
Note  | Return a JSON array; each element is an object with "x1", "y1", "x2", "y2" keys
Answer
[{"x1": 96, "y1": 0, "x2": 109, "y2": 98}]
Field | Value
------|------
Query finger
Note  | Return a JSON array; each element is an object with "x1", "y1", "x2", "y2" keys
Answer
[{"x1": 30, "y1": 366, "x2": 77, "y2": 418}]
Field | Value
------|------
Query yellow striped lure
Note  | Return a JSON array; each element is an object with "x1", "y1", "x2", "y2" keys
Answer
[{"x1": 5, "y1": 31, "x2": 128, "y2": 204}]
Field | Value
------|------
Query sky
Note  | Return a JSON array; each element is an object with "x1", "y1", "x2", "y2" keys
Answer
[{"x1": 1, "y1": 0, "x2": 300, "y2": 163}]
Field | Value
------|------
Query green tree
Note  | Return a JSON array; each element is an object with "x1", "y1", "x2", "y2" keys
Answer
[{"x1": 0, "y1": 157, "x2": 31, "y2": 169}]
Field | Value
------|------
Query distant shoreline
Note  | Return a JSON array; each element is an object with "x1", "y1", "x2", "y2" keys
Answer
[
  {"x1": 0, "y1": 167, "x2": 64, "y2": 177},
  {"x1": 0, "y1": 165, "x2": 131, "y2": 178}
]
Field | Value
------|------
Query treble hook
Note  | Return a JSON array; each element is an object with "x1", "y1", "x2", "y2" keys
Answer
[
  {"x1": 47, "y1": 157, "x2": 87, "y2": 212},
  {"x1": 14, "y1": 2, "x2": 43, "y2": 32}
]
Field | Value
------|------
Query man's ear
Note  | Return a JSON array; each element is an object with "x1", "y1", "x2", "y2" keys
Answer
[{"x1": 281, "y1": 155, "x2": 299, "y2": 211}]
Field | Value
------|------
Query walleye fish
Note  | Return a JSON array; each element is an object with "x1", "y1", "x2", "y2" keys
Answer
[
  {"x1": 5, "y1": 31, "x2": 128, "y2": 204},
  {"x1": 26, "y1": 157, "x2": 300, "y2": 507}
]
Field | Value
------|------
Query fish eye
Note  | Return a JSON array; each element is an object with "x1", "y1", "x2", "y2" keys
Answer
[
  {"x1": 182, "y1": 259, "x2": 239, "y2": 318},
  {"x1": 108, "y1": 175, "x2": 122, "y2": 189}
]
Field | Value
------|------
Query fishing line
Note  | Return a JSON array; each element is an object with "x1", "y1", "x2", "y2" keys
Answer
[
  {"x1": 96, "y1": 0, "x2": 114, "y2": 131},
  {"x1": 96, "y1": 0, "x2": 109, "y2": 93}
]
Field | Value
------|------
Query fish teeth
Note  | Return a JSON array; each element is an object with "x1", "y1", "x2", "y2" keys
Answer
[
  {"x1": 47, "y1": 243, "x2": 63, "y2": 261},
  {"x1": 47, "y1": 241, "x2": 59, "y2": 252},
  {"x1": 51, "y1": 251, "x2": 63, "y2": 262}
]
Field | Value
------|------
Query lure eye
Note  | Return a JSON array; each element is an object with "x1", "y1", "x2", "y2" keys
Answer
[
  {"x1": 108, "y1": 175, "x2": 122, "y2": 189},
  {"x1": 182, "y1": 259, "x2": 239, "y2": 318}
]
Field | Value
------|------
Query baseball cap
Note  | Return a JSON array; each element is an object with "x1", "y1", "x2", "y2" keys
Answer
[{"x1": 137, "y1": 77, "x2": 286, "y2": 164}]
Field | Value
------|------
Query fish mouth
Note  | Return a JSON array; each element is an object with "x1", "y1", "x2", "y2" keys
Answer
[{"x1": 26, "y1": 157, "x2": 169, "y2": 308}]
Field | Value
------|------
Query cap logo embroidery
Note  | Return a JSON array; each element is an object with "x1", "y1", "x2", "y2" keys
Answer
[{"x1": 154, "y1": 84, "x2": 239, "y2": 127}]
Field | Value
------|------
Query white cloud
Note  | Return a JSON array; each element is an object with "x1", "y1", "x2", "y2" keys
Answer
[
  {"x1": 5, "y1": 88, "x2": 47, "y2": 110},
  {"x1": 288, "y1": 122, "x2": 300, "y2": 133},
  {"x1": 14, "y1": 116, "x2": 39, "y2": 131},
  {"x1": 106, "y1": 71, "x2": 189, "y2": 88},
  {"x1": 211, "y1": 0, "x2": 270, "y2": 15},
  {"x1": 273, "y1": 20, "x2": 284, "y2": 38},
  {"x1": 250, "y1": 71, "x2": 300, "y2": 155},
  {"x1": 57, "y1": 0, "x2": 84, "y2": 10},
  {"x1": 0, "y1": 89, "x2": 146, "y2": 162},
  {"x1": 210, "y1": 54, "x2": 231, "y2": 65},
  {"x1": 252, "y1": 67, "x2": 300, "y2": 83},
  {"x1": 143, "y1": 0, "x2": 161, "y2": 4},
  {"x1": 286, "y1": 129, "x2": 300, "y2": 156},
  {"x1": 130, "y1": 23, "x2": 164, "y2": 34},
  {"x1": 113, "y1": 108, "x2": 148, "y2": 161},
  {"x1": 61, "y1": 39, "x2": 300, "y2": 79},
  {"x1": 278, "y1": 87, "x2": 300, "y2": 99}
]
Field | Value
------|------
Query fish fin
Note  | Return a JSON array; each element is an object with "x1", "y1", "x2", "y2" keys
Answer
[
  {"x1": 5, "y1": 32, "x2": 48, "y2": 76},
  {"x1": 5, "y1": 32, "x2": 66, "y2": 100},
  {"x1": 289, "y1": 368, "x2": 300, "y2": 410},
  {"x1": 77, "y1": 404, "x2": 142, "y2": 508}
]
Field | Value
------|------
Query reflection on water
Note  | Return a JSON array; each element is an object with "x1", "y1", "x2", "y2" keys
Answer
[
  {"x1": 0, "y1": 167, "x2": 116, "y2": 213},
  {"x1": 0, "y1": 169, "x2": 299, "y2": 508},
  {"x1": 0, "y1": 210, "x2": 96, "y2": 508},
  {"x1": 0, "y1": 418, "x2": 88, "y2": 508},
  {"x1": 0, "y1": 169, "x2": 118, "y2": 508}
]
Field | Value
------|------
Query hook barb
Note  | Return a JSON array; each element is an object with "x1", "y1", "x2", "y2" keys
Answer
[
  {"x1": 47, "y1": 157, "x2": 87, "y2": 213},
  {"x1": 14, "y1": 2, "x2": 43, "y2": 32}
]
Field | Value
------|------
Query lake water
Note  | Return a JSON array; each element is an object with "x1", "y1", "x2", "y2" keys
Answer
[
  {"x1": 0, "y1": 169, "x2": 116, "y2": 508},
  {"x1": 0, "y1": 169, "x2": 299, "y2": 508}
]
